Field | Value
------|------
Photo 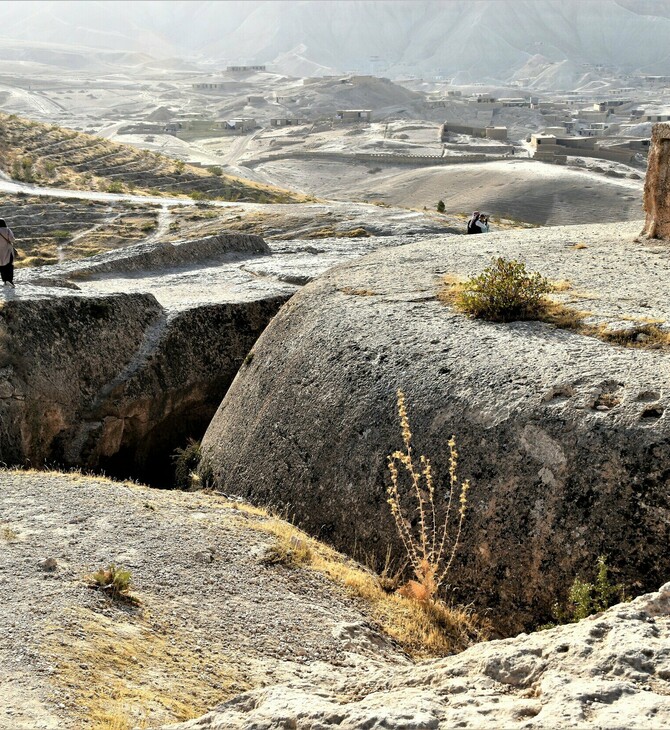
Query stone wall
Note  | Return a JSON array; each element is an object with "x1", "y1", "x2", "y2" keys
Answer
[{"x1": 644, "y1": 123, "x2": 670, "y2": 239}]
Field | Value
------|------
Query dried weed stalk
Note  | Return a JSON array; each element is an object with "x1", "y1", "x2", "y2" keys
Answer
[{"x1": 387, "y1": 390, "x2": 470, "y2": 602}]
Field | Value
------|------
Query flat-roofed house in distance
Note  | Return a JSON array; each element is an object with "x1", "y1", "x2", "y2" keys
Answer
[
  {"x1": 192, "y1": 82, "x2": 226, "y2": 90},
  {"x1": 642, "y1": 109, "x2": 670, "y2": 123},
  {"x1": 227, "y1": 65, "x2": 266, "y2": 72},
  {"x1": 530, "y1": 133, "x2": 643, "y2": 165},
  {"x1": 439, "y1": 122, "x2": 508, "y2": 141},
  {"x1": 225, "y1": 118, "x2": 257, "y2": 132},
  {"x1": 270, "y1": 118, "x2": 308, "y2": 127},
  {"x1": 334, "y1": 109, "x2": 372, "y2": 123}
]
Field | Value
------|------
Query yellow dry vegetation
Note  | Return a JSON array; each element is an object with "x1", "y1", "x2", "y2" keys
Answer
[
  {"x1": 46, "y1": 607, "x2": 245, "y2": 730},
  {"x1": 252, "y1": 516, "x2": 488, "y2": 657}
]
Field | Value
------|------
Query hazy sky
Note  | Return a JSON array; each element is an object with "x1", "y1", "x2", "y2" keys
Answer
[{"x1": 1, "y1": 1, "x2": 670, "y2": 79}]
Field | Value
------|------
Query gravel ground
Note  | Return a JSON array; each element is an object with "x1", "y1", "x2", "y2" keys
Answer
[{"x1": 0, "y1": 471, "x2": 406, "y2": 729}]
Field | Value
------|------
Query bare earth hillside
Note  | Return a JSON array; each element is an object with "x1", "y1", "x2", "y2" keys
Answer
[
  {"x1": 0, "y1": 113, "x2": 302, "y2": 203},
  {"x1": 0, "y1": 471, "x2": 411, "y2": 729}
]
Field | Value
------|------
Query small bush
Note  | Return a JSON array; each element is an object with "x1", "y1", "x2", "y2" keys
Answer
[
  {"x1": 543, "y1": 556, "x2": 627, "y2": 628},
  {"x1": 107, "y1": 181, "x2": 124, "y2": 194},
  {"x1": 90, "y1": 564, "x2": 139, "y2": 604},
  {"x1": 52, "y1": 229, "x2": 71, "y2": 241},
  {"x1": 171, "y1": 439, "x2": 202, "y2": 490},
  {"x1": 436, "y1": 200, "x2": 445, "y2": 213},
  {"x1": 456, "y1": 257, "x2": 553, "y2": 322},
  {"x1": 207, "y1": 165, "x2": 223, "y2": 177}
]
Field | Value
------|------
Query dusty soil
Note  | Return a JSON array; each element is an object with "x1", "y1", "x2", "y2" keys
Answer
[
  {"x1": 0, "y1": 470, "x2": 408, "y2": 729},
  {"x1": 255, "y1": 158, "x2": 644, "y2": 226}
]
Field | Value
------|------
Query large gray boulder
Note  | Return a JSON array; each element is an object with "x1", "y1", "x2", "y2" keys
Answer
[{"x1": 200, "y1": 220, "x2": 670, "y2": 632}]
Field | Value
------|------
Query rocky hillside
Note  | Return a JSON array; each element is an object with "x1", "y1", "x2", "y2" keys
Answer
[
  {"x1": 0, "y1": 205, "x2": 450, "y2": 484},
  {"x1": 0, "y1": 113, "x2": 302, "y2": 203},
  {"x1": 0, "y1": 193, "x2": 160, "y2": 266},
  {"x1": 3, "y1": 469, "x2": 669, "y2": 730},
  {"x1": 0, "y1": 233, "x2": 287, "y2": 486},
  {"x1": 2, "y1": 1, "x2": 670, "y2": 80},
  {"x1": 200, "y1": 218, "x2": 670, "y2": 633},
  {"x1": 167, "y1": 582, "x2": 670, "y2": 729}
]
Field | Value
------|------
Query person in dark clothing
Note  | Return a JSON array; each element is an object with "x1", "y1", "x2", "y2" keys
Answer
[
  {"x1": 0, "y1": 219, "x2": 17, "y2": 287},
  {"x1": 467, "y1": 211, "x2": 490, "y2": 234}
]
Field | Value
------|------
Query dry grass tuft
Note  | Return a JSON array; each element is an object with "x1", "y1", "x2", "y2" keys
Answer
[
  {"x1": 1, "y1": 524, "x2": 18, "y2": 542},
  {"x1": 89, "y1": 565, "x2": 140, "y2": 605},
  {"x1": 597, "y1": 323, "x2": 670, "y2": 349},
  {"x1": 253, "y1": 515, "x2": 488, "y2": 657},
  {"x1": 47, "y1": 608, "x2": 244, "y2": 730},
  {"x1": 309, "y1": 226, "x2": 371, "y2": 239},
  {"x1": 259, "y1": 522, "x2": 313, "y2": 566},
  {"x1": 552, "y1": 279, "x2": 572, "y2": 292}
]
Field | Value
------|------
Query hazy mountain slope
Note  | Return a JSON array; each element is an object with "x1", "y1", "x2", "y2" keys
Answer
[{"x1": 1, "y1": 1, "x2": 670, "y2": 80}]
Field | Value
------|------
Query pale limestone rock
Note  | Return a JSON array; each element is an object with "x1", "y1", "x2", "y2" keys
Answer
[{"x1": 164, "y1": 584, "x2": 670, "y2": 729}]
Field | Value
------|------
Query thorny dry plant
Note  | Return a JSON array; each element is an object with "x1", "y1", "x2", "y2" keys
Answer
[{"x1": 387, "y1": 390, "x2": 470, "y2": 602}]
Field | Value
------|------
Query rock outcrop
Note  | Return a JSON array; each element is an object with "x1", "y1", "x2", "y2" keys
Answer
[
  {"x1": 644, "y1": 123, "x2": 670, "y2": 239},
  {"x1": 200, "y1": 220, "x2": 670, "y2": 632},
  {"x1": 0, "y1": 232, "x2": 292, "y2": 483},
  {"x1": 0, "y1": 217, "x2": 430, "y2": 483},
  {"x1": 167, "y1": 583, "x2": 670, "y2": 730},
  {"x1": 0, "y1": 291, "x2": 287, "y2": 484}
]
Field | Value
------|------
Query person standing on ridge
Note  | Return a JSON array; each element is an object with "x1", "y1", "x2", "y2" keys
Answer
[
  {"x1": 467, "y1": 211, "x2": 490, "y2": 234},
  {"x1": 0, "y1": 219, "x2": 17, "y2": 287}
]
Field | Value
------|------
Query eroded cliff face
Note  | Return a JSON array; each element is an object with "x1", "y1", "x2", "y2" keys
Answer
[
  {"x1": 0, "y1": 292, "x2": 288, "y2": 483},
  {"x1": 644, "y1": 123, "x2": 670, "y2": 240}
]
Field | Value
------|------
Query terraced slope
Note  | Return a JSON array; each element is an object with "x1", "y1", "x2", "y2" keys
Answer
[
  {"x1": 0, "y1": 113, "x2": 303, "y2": 203},
  {"x1": 0, "y1": 194, "x2": 160, "y2": 266}
]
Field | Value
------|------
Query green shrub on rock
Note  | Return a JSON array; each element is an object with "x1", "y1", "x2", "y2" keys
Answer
[
  {"x1": 541, "y1": 555, "x2": 628, "y2": 629},
  {"x1": 456, "y1": 257, "x2": 553, "y2": 322}
]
